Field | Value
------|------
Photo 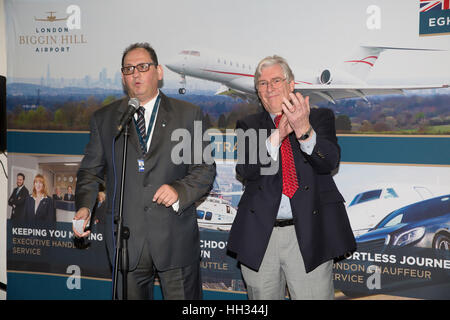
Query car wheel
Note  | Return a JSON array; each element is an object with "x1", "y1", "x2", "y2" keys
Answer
[{"x1": 433, "y1": 234, "x2": 450, "y2": 250}]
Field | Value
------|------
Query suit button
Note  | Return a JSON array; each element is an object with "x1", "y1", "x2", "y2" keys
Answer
[
  {"x1": 144, "y1": 206, "x2": 149, "y2": 212},
  {"x1": 316, "y1": 151, "x2": 325, "y2": 159},
  {"x1": 304, "y1": 185, "x2": 309, "y2": 191},
  {"x1": 250, "y1": 209, "x2": 255, "y2": 213},
  {"x1": 258, "y1": 186, "x2": 263, "y2": 190},
  {"x1": 312, "y1": 210, "x2": 318, "y2": 215}
]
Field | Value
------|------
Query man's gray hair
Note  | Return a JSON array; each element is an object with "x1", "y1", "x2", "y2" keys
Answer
[{"x1": 254, "y1": 55, "x2": 295, "y2": 88}]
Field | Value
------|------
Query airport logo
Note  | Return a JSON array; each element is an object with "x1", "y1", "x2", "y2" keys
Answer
[
  {"x1": 419, "y1": 0, "x2": 450, "y2": 36},
  {"x1": 18, "y1": 5, "x2": 87, "y2": 54}
]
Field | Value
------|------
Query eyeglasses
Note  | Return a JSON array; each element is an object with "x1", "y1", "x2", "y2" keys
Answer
[
  {"x1": 257, "y1": 77, "x2": 287, "y2": 90},
  {"x1": 121, "y1": 62, "x2": 157, "y2": 75}
]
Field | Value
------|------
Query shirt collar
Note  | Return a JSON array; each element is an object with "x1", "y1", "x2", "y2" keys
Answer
[{"x1": 141, "y1": 90, "x2": 160, "y2": 111}]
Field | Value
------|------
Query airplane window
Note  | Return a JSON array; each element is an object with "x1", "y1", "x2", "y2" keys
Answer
[
  {"x1": 230, "y1": 61, "x2": 232, "y2": 66},
  {"x1": 197, "y1": 210, "x2": 205, "y2": 219},
  {"x1": 414, "y1": 186, "x2": 433, "y2": 199},
  {"x1": 348, "y1": 195, "x2": 359, "y2": 207},
  {"x1": 384, "y1": 188, "x2": 399, "y2": 199},
  {"x1": 205, "y1": 212, "x2": 213, "y2": 220},
  {"x1": 180, "y1": 50, "x2": 190, "y2": 55},
  {"x1": 190, "y1": 51, "x2": 200, "y2": 56},
  {"x1": 224, "y1": 60, "x2": 226, "y2": 64},
  {"x1": 236, "y1": 63, "x2": 239, "y2": 67},
  {"x1": 358, "y1": 189, "x2": 382, "y2": 203},
  {"x1": 348, "y1": 189, "x2": 382, "y2": 207},
  {"x1": 218, "y1": 59, "x2": 220, "y2": 63}
]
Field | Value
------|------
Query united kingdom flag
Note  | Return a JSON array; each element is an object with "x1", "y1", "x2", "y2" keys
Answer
[
  {"x1": 420, "y1": 0, "x2": 450, "y2": 12},
  {"x1": 419, "y1": 0, "x2": 450, "y2": 35}
]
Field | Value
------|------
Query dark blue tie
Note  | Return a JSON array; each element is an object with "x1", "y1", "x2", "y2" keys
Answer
[{"x1": 137, "y1": 106, "x2": 147, "y2": 153}]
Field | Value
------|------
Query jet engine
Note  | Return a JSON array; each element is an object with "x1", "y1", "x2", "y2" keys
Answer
[{"x1": 319, "y1": 69, "x2": 332, "y2": 85}]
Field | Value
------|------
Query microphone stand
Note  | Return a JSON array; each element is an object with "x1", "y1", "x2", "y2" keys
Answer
[{"x1": 112, "y1": 122, "x2": 131, "y2": 300}]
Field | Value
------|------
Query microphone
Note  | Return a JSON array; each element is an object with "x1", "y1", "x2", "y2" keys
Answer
[{"x1": 117, "y1": 98, "x2": 140, "y2": 134}]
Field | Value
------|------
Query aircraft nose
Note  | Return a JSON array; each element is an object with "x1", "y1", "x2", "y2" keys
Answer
[
  {"x1": 165, "y1": 60, "x2": 182, "y2": 73},
  {"x1": 165, "y1": 63, "x2": 175, "y2": 71}
]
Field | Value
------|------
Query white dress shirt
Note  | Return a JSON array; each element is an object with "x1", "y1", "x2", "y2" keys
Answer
[{"x1": 265, "y1": 114, "x2": 317, "y2": 219}]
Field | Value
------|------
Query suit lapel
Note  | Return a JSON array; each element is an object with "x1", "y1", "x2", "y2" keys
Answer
[
  {"x1": 259, "y1": 110, "x2": 276, "y2": 131},
  {"x1": 144, "y1": 93, "x2": 172, "y2": 169}
]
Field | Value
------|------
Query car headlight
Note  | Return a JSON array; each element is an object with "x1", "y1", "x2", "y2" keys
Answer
[{"x1": 392, "y1": 227, "x2": 425, "y2": 247}]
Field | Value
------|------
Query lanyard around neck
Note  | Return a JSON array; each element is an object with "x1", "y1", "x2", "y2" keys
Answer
[{"x1": 134, "y1": 94, "x2": 161, "y2": 151}]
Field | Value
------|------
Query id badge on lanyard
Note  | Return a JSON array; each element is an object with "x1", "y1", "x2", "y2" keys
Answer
[
  {"x1": 136, "y1": 95, "x2": 161, "y2": 173},
  {"x1": 137, "y1": 159, "x2": 145, "y2": 172}
]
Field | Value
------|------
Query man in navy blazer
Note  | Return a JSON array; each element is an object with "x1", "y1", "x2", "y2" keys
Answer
[
  {"x1": 227, "y1": 55, "x2": 356, "y2": 300},
  {"x1": 8, "y1": 173, "x2": 29, "y2": 222}
]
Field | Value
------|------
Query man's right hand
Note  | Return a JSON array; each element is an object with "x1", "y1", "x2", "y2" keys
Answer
[
  {"x1": 277, "y1": 113, "x2": 294, "y2": 143},
  {"x1": 269, "y1": 114, "x2": 293, "y2": 147},
  {"x1": 73, "y1": 207, "x2": 91, "y2": 238}
]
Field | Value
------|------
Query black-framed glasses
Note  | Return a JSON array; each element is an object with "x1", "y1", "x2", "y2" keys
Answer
[
  {"x1": 121, "y1": 62, "x2": 157, "y2": 75},
  {"x1": 257, "y1": 77, "x2": 287, "y2": 90}
]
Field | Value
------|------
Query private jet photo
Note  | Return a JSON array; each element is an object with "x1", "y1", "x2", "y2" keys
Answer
[{"x1": 165, "y1": 46, "x2": 448, "y2": 104}]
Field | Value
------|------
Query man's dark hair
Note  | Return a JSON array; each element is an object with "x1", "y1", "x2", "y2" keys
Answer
[
  {"x1": 17, "y1": 173, "x2": 25, "y2": 180},
  {"x1": 121, "y1": 42, "x2": 159, "y2": 66}
]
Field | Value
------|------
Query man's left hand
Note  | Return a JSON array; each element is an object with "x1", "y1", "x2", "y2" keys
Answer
[
  {"x1": 153, "y1": 184, "x2": 179, "y2": 207},
  {"x1": 282, "y1": 92, "x2": 311, "y2": 139}
]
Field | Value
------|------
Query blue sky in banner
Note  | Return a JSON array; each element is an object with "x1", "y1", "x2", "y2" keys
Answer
[{"x1": 6, "y1": 0, "x2": 450, "y2": 90}]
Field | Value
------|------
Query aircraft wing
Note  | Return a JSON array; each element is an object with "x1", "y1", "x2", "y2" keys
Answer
[
  {"x1": 212, "y1": 78, "x2": 449, "y2": 105},
  {"x1": 294, "y1": 83, "x2": 449, "y2": 105},
  {"x1": 216, "y1": 82, "x2": 449, "y2": 105},
  {"x1": 215, "y1": 85, "x2": 258, "y2": 103}
]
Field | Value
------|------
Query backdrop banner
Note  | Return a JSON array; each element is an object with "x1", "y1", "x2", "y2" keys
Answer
[{"x1": 5, "y1": 0, "x2": 450, "y2": 300}]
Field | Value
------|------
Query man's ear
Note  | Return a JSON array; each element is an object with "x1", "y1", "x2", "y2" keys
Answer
[{"x1": 157, "y1": 65, "x2": 164, "y2": 81}]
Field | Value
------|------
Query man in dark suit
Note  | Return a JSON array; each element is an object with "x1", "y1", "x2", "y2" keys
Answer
[
  {"x1": 73, "y1": 43, "x2": 216, "y2": 300},
  {"x1": 227, "y1": 55, "x2": 356, "y2": 300},
  {"x1": 64, "y1": 186, "x2": 75, "y2": 201},
  {"x1": 52, "y1": 187, "x2": 63, "y2": 200},
  {"x1": 8, "y1": 173, "x2": 29, "y2": 222}
]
